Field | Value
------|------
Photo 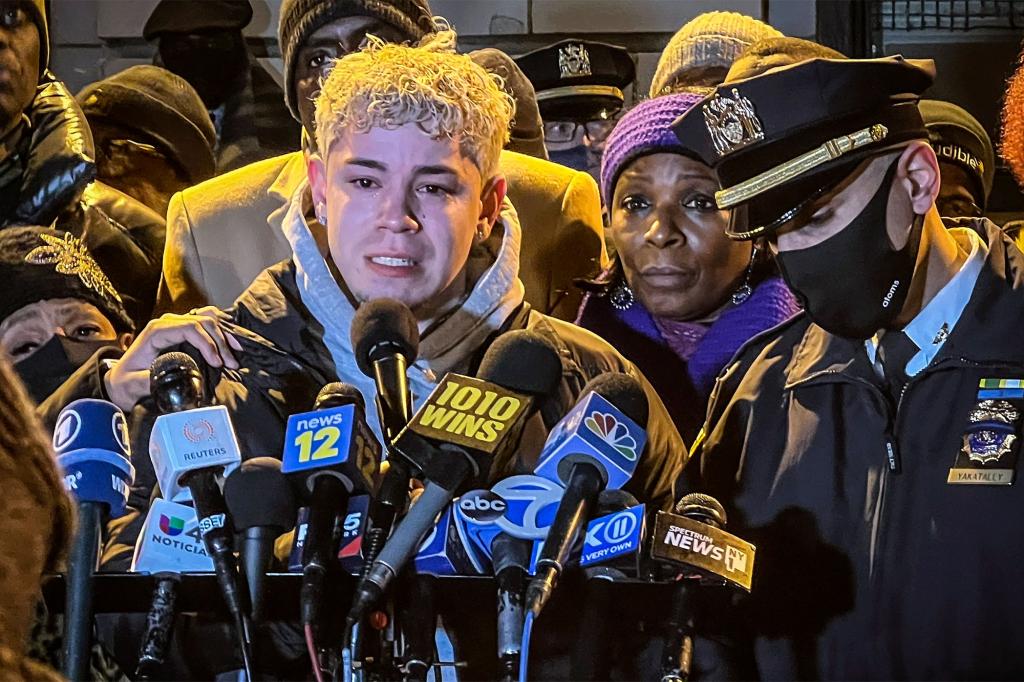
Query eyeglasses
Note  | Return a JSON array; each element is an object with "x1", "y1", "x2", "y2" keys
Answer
[
  {"x1": 544, "y1": 117, "x2": 620, "y2": 145},
  {"x1": 937, "y1": 196, "x2": 983, "y2": 219}
]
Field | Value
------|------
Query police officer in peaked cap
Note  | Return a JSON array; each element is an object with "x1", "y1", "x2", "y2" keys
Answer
[{"x1": 673, "y1": 56, "x2": 1024, "y2": 679}]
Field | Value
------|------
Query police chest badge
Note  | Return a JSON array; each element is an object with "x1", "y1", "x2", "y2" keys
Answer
[
  {"x1": 703, "y1": 88, "x2": 764, "y2": 157},
  {"x1": 947, "y1": 379, "x2": 1024, "y2": 485}
]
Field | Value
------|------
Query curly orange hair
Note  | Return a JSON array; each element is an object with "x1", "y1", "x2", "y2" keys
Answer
[{"x1": 1000, "y1": 47, "x2": 1024, "y2": 187}]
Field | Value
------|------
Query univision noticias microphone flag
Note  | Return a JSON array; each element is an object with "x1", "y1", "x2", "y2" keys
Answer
[{"x1": 131, "y1": 498, "x2": 215, "y2": 574}]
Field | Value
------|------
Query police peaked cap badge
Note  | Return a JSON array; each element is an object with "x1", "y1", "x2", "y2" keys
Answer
[
  {"x1": 671, "y1": 56, "x2": 935, "y2": 239},
  {"x1": 515, "y1": 39, "x2": 636, "y2": 121}
]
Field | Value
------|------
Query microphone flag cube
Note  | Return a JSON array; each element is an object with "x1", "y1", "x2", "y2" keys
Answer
[
  {"x1": 131, "y1": 498, "x2": 215, "y2": 574},
  {"x1": 650, "y1": 511, "x2": 756, "y2": 592},
  {"x1": 413, "y1": 502, "x2": 491, "y2": 576},
  {"x1": 528, "y1": 504, "x2": 646, "y2": 573},
  {"x1": 338, "y1": 494, "x2": 371, "y2": 574},
  {"x1": 534, "y1": 392, "x2": 646, "y2": 490},
  {"x1": 281, "y1": 404, "x2": 380, "y2": 493},
  {"x1": 53, "y1": 398, "x2": 135, "y2": 516},
  {"x1": 395, "y1": 373, "x2": 532, "y2": 460},
  {"x1": 149, "y1": 405, "x2": 241, "y2": 503}
]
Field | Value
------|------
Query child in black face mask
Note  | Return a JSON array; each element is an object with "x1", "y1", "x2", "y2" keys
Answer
[{"x1": 0, "y1": 227, "x2": 134, "y2": 404}]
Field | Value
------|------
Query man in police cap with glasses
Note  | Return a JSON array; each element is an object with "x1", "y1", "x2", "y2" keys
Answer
[{"x1": 673, "y1": 55, "x2": 1024, "y2": 679}]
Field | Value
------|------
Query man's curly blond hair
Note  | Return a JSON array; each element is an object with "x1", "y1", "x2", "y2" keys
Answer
[{"x1": 315, "y1": 26, "x2": 515, "y2": 178}]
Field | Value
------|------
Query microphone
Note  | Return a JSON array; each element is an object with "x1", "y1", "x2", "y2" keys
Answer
[
  {"x1": 147, "y1": 352, "x2": 253, "y2": 677},
  {"x1": 526, "y1": 372, "x2": 649, "y2": 618},
  {"x1": 349, "y1": 331, "x2": 562, "y2": 623},
  {"x1": 351, "y1": 298, "x2": 419, "y2": 562},
  {"x1": 130, "y1": 498, "x2": 214, "y2": 679},
  {"x1": 52, "y1": 398, "x2": 135, "y2": 681},
  {"x1": 571, "y1": 490, "x2": 643, "y2": 681},
  {"x1": 650, "y1": 494, "x2": 756, "y2": 682},
  {"x1": 223, "y1": 457, "x2": 297, "y2": 623},
  {"x1": 282, "y1": 382, "x2": 381, "y2": 629},
  {"x1": 413, "y1": 497, "x2": 492, "y2": 576}
]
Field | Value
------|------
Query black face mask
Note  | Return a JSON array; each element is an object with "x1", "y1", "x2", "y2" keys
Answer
[
  {"x1": 775, "y1": 159, "x2": 922, "y2": 340},
  {"x1": 13, "y1": 336, "x2": 119, "y2": 404}
]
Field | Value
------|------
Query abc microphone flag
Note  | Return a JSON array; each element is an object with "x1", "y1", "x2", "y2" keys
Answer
[{"x1": 149, "y1": 405, "x2": 241, "y2": 503}]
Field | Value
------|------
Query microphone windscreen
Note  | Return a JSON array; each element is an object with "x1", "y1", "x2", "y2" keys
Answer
[
  {"x1": 674, "y1": 493, "x2": 727, "y2": 528},
  {"x1": 477, "y1": 330, "x2": 562, "y2": 397},
  {"x1": 314, "y1": 382, "x2": 366, "y2": 411},
  {"x1": 580, "y1": 372, "x2": 649, "y2": 426},
  {"x1": 150, "y1": 351, "x2": 200, "y2": 381},
  {"x1": 351, "y1": 298, "x2": 419, "y2": 377},
  {"x1": 150, "y1": 351, "x2": 204, "y2": 412},
  {"x1": 223, "y1": 457, "x2": 297, "y2": 533},
  {"x1": 595, "y1": 489, "x2": 640, "y2": 515}
]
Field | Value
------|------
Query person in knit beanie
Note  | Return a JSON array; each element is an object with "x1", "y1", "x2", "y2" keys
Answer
[
  {"x1": 470, "y1": 48, "x2": 549, "y2": 160},
  {"x1": 650, "y1": 10, "x2": 783, "y2": 95},
  {"x1": 0, "y1": 226, "x2": 134, "y2": 404},
  {"x1": 279, "y1": 0, "x2": 434, "y2": 136},
  {"x1": 577, "y1": 92, "x2": 799, "y2": 441},
  {"x1": 77, "y1": 65, "x2": 217, "y2": 215}
]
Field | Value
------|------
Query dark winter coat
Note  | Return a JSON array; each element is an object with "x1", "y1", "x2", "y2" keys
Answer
[
  {"x1": 689, "y1": 219, "x2": 1024, "y2": 680},
  {"x1": 41, "y1": 258, "x2": 687, "y2": 570},
  {"x1": 0, "y1": 73, "x2": 164, "y2": 326}
]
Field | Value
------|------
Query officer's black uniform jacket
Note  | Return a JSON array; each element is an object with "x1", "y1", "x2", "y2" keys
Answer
[{"x1": 690, "y1": 219, "x2": 1024, "y2": 680}]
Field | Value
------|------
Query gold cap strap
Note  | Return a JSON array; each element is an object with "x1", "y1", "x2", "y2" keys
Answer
[
  {"x1": 535, "y1": 85, "x2": 625, "y2": 102},
  {"x1": 715, "y1": 124, "x2": 889, "y2": 209}
]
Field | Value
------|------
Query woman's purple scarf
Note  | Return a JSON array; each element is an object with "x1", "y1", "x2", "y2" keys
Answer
[{"x1": 583, "y1": 276, "x2": 800, "y2": 399}]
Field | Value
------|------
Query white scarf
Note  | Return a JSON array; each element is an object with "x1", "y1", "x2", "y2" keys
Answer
[{"x1": 280, "y1": 178, "x2": 526, "y2": 443}]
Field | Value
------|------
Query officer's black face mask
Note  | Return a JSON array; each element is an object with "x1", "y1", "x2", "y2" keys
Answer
[
  {"x1": 774, "y1": 159, "x2": 922, "y2": 340},
  {"x1": 14, "y1": 335, "x2": 117, "y2": 404}
]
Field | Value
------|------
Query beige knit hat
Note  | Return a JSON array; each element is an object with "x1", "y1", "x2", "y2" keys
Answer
[{"x1": 649, "y1": 11, "x2": 783, "y2": 96}]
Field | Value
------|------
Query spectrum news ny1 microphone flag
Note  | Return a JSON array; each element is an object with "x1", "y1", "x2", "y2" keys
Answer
[
  {"x1": 149, "y1": 405, "x2": 241, "y2": 503},
  {"x1": 650, "y1": 510, "x2": 756, "y2": 592}
]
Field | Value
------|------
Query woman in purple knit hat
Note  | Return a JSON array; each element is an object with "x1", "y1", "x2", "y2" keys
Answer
[{"x1": 576, "y1": 92, "x2": 800, "y2": 441}]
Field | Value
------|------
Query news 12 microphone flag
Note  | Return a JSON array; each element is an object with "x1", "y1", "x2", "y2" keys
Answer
[
  {"x1": 281, "y1": 403, "x2": 379, "y2": 484},
  {"x1": 53, "y1": 398, "x2": 135, "y2": 516},
  {"x1": 149, "y1": 405, "x2": 241, "y2": 502}
]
